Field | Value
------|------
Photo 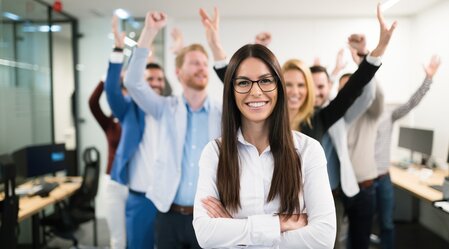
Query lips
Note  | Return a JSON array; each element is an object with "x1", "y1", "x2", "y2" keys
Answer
[{"x1": 246, "y1": 101, "x2": 268, "y2": 108}]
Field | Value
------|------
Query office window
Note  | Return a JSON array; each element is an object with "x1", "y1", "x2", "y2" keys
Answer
[{"x1": 0, "y1": 0, "x2": 52, "y2": 154}]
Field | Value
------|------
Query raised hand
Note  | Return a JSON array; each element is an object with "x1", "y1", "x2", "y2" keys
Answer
[
  {"x1": 424, "y1": 54, "x2": 441, "y2": 79},
  {"x1": 254, "y1": 32, "x2": 272, "y2": 47},
  {"x1": 347, "y1": 34, "x2": 368, "y2": 56},
  {"x1": 370, "y1": 3, "x2": 398, "y2": 57},
  {"x1": 137, "y1": 11, "x2": 168, "y2": 49},
  {"x1": 112, "y1": 15, "x2": 125, "y2": 49},
  {"x1": 201, "y1": 196, "x2": 232, "y2": 218},
  {"x1": 170, "y1": 27, "x2": 184, "y2": 55},
  {"x1": 279, "y1": 213, "x2": 308, "y2": 232},
  {"x1": 331, "y1": 48, "x2": 347, "y2": 76},
  {"x1": 199, "y1": 7, "x2": 226, "y2": 61},
  {"x1": 349, "y1": 47, "x2": 362, "y2": 65}
]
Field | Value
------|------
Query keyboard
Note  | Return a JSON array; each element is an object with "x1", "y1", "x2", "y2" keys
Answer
[{"x1": 28, "y1": 182, "x2": 60, "y2": 197}]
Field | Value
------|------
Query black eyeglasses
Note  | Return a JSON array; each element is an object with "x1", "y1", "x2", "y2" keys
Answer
[{"x1": 233, "y1": 76, "x2": 277, "y2": 94}]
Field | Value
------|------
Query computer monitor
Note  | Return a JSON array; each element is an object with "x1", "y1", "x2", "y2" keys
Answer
[
  {"x1": 12, "y1": 143, "x2": 67, "y2": 179},
  {"x1": 398, "y1": 126, "x2": 433, "y2": 163}
]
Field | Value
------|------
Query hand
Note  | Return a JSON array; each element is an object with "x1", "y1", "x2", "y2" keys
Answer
[
  {"x1": 279, "y1": 213, "x2": 308, "y2": 233},
  {"x1": 424, "y1": 54, "x2": 441, "y2": 79},
  {"x1": 201, "y1": 196, "x2": 232, "y2": 218},
  {"x1": 347, "y1": 34, "x2": 368, "y2": 55},
  {"x1": 199, "y1": 7, "x2": 226, "y2": 61},
  {"x1": 331, "y1": 48, "x2": 347, "y2": 76},
  {"x1": 370, "y1": 3, "x2": 398, "y2": 57},
  {"x1": 137, "y1": 11, "x2": 168, "y2": 49},
  {"x1": 254, "y1": 32, "x2": 272, "y2": 47},
  {"x1": 349, "y1": 46, "x2": 362, "y2": 65},
  {"x1": 170, "y1": 27, "x2": 184, "y2": 55},
  {"x1": 112, "y1": 15, "x2": 125, "y2": 49},
  {"x1": 144, "y1": 11, "x2": 168, "y2": 31}
]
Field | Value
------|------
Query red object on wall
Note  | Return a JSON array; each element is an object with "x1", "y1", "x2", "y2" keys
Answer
[{"x1": 53, "y1": 0, "x2": 62, "y2": 12}]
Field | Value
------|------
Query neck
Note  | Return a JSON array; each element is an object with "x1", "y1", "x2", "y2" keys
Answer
[
  {"x1": 183, "y1": 88, "x2": 207, "y2": 111},
  {"x1": 241, "y1": 120, "x2": 270, "y2": 155}
]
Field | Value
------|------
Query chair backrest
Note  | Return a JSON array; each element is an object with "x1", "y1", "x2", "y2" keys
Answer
[
  {"x1": 0, "y1": 154, "x2": 19, "y2": 249},
  {"x1": 70, "y1": 147, "x2": 100, "y2": 207}
]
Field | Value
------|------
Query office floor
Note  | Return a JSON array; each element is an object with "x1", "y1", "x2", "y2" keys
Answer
[{"x1": 17, "y1": 218, "x2": 449, "y2": 249}]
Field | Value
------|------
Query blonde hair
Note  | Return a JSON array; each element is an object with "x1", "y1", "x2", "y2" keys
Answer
[
  {"x1": 282, "y1": 59, "x2": 315, "y2": 130},
  {"x1": 175, "y1": 44, "x2": 208, "y2": 69}
]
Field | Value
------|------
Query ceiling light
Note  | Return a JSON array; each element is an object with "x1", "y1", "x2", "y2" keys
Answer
[
  {"x1": 380, "y1": 0, "x2": 401, "y2": 11},
  {"x1": 114, "y1": 8, "x2": 130, "y2": 19},
  {"x1": 3, "y1": 12, "x2": 21, "y2": 21}
]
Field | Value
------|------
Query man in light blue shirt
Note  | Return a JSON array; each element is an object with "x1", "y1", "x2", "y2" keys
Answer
[{"x1": 124, "y1": 11, "x2": 222, "y2": 249}]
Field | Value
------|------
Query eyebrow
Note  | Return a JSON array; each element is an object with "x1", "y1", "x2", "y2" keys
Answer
[{"x1": 235, "y1": 73, "x2": 273, "y2": 80}]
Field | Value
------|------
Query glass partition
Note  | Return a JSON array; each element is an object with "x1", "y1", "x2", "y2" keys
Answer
[{"x1": 0, "y1": 0, "x2": 52, "y2": 154}]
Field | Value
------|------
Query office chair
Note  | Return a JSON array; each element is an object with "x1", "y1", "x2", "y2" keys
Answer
[
  {"x1": 41, "y1": 147, "x2": 100, "y2": 247},
  {"x1": 0, "y1": 154, "x2": 19, "y2": 249}
]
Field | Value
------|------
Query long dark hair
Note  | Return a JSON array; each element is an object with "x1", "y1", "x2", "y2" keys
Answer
[{"x1": 217, "y1": 44, "x2": 302, "y2": 217}]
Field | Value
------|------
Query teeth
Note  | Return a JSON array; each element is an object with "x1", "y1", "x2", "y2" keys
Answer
[
  {"x1": 248, "y1": 102, "x2": 266, "y2": 108},
  {"x1": 289, "y1": 97, "x2": 299, "y2": 102}
]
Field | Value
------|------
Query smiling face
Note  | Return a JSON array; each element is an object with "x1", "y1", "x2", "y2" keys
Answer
[
  {"x1": 312, "y1": 72, "x2": 331, "y2": 107},
  {"x1": 177, "y1": 50, "x2": 209, "y2": 91},
  {"x1": 284, "y1": 69, "x2": 308, "y2": 112},
  {"x1": 234, "y1": 57, "x2": 278, "y2": 126}
]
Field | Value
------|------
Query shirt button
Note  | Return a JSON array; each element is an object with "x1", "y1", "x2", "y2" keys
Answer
[
  {"x1": 192, "y1": 145, "x2": 196, "y2": 150},
  {"x1": 188, "y1": 182, "x2": 193, "y2": 186},
  {"x1": 190, "y1": 163, "x2": 195, "y2": 168}
]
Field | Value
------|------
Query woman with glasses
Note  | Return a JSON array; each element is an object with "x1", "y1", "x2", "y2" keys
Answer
[{"x1": 193, "y1": 44, "x2": 336, "y2": 248}]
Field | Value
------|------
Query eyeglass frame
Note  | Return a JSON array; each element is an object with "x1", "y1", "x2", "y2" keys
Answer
[{"x1": 232, "y1": 75, "x2": 278, "y2": 94}]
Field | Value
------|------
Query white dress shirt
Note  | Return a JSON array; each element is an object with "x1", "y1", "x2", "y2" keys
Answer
[{"x1": 193, "y1": 130, "x2": 336, "y2": 249}]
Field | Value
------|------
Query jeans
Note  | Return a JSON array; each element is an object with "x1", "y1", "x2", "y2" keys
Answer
[
  {"x1": 342, "y1": 184, "x2": 375, "y2": 249},
  {"x1": 126, "y1": 190, "x2": 158, "y2": 249},
  {"x1": 375, "y1": 174, "x2": 395, "y2": 249}
]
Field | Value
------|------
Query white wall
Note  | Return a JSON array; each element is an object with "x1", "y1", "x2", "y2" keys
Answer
[
  {"x1": 410, "y1": 0, "x2": 449, "y2": 164},
  {"x1": 78, "y1": 17, "x2": 114, "y2": 217},
  {"x1": 53, "y1": 32, "x2": 76, "y2": 149}
]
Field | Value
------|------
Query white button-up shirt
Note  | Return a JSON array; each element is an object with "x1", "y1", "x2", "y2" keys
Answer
[{"x1": 193, "y1": 130, "x2": 336, "y2": 248}]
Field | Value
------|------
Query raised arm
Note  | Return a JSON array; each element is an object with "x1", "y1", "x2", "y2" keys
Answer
[
  {"x1": 199, "y1": 7, "x2": 227, "y2": 62},
  {"x1": 319, "y1": 4, "x2": 396, "y2": 131},
  {"x1": 343, "y1": 34, "x2": 376, "y2": 123},
  {"x1": 89, "y1": 81, "x2": 110, "y2": 131},
  {"x1": 391, "y1": 55, "x2": 441, "y2": 121},
  {"x1": 104, "y1": 15, "x2": 128, "y2": 120},
  {"x1": 124, "y1": 11, "x2": 169, "y2": 118}
]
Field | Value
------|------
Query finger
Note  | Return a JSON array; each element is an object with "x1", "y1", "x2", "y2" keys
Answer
[
  {"x1": 377, "y1": 3, "x2": 386, "y2": 27},
  {"x1": 199, "y1": 8, "x2": 211, "y2": 22},
  {"x1": 213, "y1": 7, "x2": 219, "y2": 26},
  {"x1": 160, "y1": 12, "x2": 168, "y2": 22},
  {"x1": 388, "y1": 20, "x2": 398, "y2": 33},
  {"x1": 202, "y1": 200, "x2": 219, "y2": 217},
  {"x1": 112, "y1": 15, "x2": 119, "y2": 31},
  {"x1": 202, "y1": 199, "x2": 225, "y2": 217}
]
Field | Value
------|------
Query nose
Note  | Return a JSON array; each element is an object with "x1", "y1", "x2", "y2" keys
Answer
[{"x1": 249, "y1": 82, "x2": 263, "y2": 96}]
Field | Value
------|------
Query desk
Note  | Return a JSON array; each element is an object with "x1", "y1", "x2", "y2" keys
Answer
[
  {"x1": 389, "y1": 165, "x2": 445, "y2": 202},
  {"x1": 16, "y1": 177, "x2": 82, "y2": 222},
  {"x1": 1, "y1": 176, "x2": 82, "y2": 248}
]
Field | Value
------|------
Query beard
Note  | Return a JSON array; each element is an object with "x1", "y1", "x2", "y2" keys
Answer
[{"x1": 183, "y1": 73, "x2": 208, "y2": 91}]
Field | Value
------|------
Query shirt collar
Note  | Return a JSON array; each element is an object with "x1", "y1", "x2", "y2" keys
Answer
[{"x1": 183, "y1": 95, "x2": 210, "y2": 113}]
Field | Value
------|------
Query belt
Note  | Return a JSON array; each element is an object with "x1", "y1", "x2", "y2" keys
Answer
[
  {"x1": 170, "y1": 204, "x2": 194, "y2": 215},
  {"x1": 128, "y1": 188, "x2": 145, "y2": 196},
  {"x1": 358, "y1": 179, "x2": 374, "y2": 189},
  {"x1": 376, "y1": 172, "x2": 390, "y2": 180}
]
